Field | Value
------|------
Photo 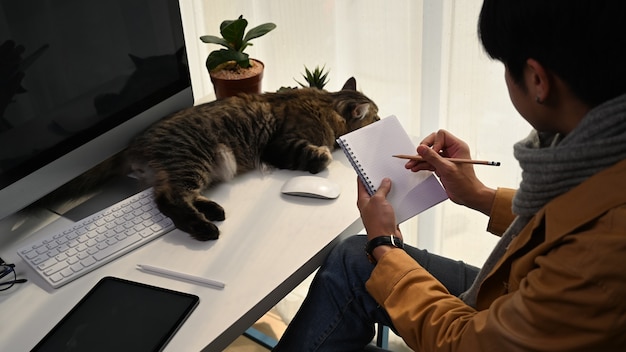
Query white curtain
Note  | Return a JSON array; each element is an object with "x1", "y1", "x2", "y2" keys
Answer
[{"x1": 179, "y1": 0, "x2": 531, "y2": 268}]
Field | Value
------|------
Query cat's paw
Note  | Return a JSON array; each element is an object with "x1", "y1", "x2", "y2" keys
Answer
[
  {"x1": 194, "y1": 197, "x2": 226, "y2": 221},
  {"x1": 182, "y1": 220, "x2": 220, "y2": 241},
  {"x1": 306, "y1": 145, "x2": 333, "y2": 173},
  {"x1": 182, "y1": 197, "x2": 224, "y2": 240},
  {"x1": 153, "y1": 191, "x2": 223, "y2": 241}
]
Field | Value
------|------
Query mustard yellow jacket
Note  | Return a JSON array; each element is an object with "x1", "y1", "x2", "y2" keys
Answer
[{"x1": 366, "y1": 159, "x2": 626, "y2": 351}]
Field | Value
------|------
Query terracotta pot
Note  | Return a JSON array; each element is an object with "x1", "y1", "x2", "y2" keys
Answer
[{"x1": 209, "y1": 59, "x2": 264, "y2": 99}]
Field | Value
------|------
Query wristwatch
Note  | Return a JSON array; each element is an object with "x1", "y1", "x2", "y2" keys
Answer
[{"x1": 365, "y1": 235, "x2": 404, "y2": 264}]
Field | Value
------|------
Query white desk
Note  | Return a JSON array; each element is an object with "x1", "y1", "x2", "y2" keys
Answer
[{"x1": 0, "y1": 150, "x2": 363, "y2": 351}]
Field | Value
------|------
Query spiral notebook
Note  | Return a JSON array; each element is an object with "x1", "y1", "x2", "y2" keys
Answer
[{"x1": 336, "y1": 115, "x2": 448, "y2": 223}]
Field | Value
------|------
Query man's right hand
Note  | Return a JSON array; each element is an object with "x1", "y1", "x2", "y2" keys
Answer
[{"x1": 406, "y1": 129, "x2": 496, "y2": 215}]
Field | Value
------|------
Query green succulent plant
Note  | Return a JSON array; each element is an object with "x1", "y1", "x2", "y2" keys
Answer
[
  {"x1": 295, "y1": 65, "x2": 330, "y2": 89},
  {"x1": 200, "y1": 15, "x2": 276, "y2": 72}
]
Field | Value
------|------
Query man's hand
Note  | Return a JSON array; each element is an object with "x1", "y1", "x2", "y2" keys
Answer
[
  {"x1": 405, "y1": 129, "x2": 496, "y2": 215},
  {"x1": 356, "y1": 177, "x2": 402, "y2": 242}
]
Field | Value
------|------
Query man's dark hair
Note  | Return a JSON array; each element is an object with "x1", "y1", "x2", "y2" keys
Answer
[{"x1": 478, "y1": 0, "x2": 626, "y2": 107}]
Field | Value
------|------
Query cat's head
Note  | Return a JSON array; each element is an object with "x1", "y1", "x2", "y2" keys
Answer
[{"x1": 332, "y1": 77, "x2": 380, "y2": 132}]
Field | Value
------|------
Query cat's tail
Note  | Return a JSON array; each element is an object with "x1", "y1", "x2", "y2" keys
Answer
[{"x1": 152, "y1": 182, "x2": 224, "y2": 241}]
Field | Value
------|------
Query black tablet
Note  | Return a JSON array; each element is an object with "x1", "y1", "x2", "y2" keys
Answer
[{"x1": 32, "y1": 276, "x2": 200, "y2": 352}]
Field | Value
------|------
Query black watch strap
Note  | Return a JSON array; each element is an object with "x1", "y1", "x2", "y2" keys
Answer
[{"x1": 365, "y1": 235, "x2": 404, "y2": 264}]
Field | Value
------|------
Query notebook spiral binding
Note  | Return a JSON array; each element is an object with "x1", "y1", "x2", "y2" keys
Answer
[{"x1": 337, "y1": 138, "x2": 376, "y2": 195}]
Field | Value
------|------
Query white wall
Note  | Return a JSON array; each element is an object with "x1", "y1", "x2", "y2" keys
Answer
[{"x1": 179, "y1": 0, "x2": 532, "y2": 268}]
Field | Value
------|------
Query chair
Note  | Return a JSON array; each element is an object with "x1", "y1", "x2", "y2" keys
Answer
[
  {"x1": 243, "y1": 327, "x2": 278, "y2": 349},
  {"x1": 375, "y1": 323, "x2": 390, "y2": 349},
  {"x1": 243, "y1": 322, "x2": 392, "y2": 351},
  {"x1": 363, "y1": 328, "x2": 393, "y2": 351}
]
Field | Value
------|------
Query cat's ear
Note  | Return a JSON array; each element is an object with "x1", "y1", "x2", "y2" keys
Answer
[
  {"x1": 341, "y1": 77, "x2": 357, "y2": 91},
  {"x1": 352, "y1": 103, "x2": 370, "y2": 120}
]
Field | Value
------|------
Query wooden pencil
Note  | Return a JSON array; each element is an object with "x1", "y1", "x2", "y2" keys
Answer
[{"x1": 392, "y1": 154, "x2": 501, "y2": 166}]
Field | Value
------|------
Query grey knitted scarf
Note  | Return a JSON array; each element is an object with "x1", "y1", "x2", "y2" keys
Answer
[{"x1": 460, "y1": 93, "x2": 626, "y2": 308}]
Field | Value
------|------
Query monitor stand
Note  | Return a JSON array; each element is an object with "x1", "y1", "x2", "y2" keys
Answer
[
  {"x1": 0, "y1": 174, "x2": 144, "y2": 248},
  {"x1": 48, "y1": 175, "x2": 143, "y2": 222}
]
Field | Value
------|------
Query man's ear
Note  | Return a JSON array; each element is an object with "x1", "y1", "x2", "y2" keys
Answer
[{"x1": 526, "y1": 58, "x2": 550, "y2": 104}]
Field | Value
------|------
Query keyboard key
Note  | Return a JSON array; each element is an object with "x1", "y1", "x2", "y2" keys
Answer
[
  {"x1": 93, "y1": 233, "x2": 142, "y2": 261},
  {"x1": 43, "y1": 261, "x2": 69, "y2": 276}
]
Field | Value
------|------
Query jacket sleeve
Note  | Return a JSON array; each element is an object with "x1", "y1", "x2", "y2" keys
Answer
[{"x1": 486, "y1": 187, "x2": 517, "y2": 236}]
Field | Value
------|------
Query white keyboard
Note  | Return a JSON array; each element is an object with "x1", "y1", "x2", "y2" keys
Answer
[{"x1": 17, "y1": 188, "x2": 175, "y2": 288}]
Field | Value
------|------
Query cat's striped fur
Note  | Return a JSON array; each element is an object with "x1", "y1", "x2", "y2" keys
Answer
[{"x1": 126, "y1": 78, "x2": 379, "y2": 240}]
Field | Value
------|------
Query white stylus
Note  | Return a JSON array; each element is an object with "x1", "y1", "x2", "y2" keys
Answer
[{"x1": 137, "y1": 264, "x2": 225, "y2": 289}]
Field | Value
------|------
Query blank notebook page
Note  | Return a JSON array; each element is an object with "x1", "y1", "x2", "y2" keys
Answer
[{"x1": 337, "y1": 115, "x2": 448, "y2": 223}]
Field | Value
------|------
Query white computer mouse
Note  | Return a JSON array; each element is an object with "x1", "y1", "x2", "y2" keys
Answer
[{"x1": 281, "y1": 176, "x2": 341, "y2": 199}]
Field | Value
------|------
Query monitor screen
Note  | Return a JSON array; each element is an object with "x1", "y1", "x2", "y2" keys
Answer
[{"x1": 0, "y1": 0, "x2": 193, "y2": 220}]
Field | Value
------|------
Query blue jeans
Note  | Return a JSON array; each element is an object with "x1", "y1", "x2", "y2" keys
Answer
[{"x1": 273, "y1": 235, "x2": 479, "y2": 352}]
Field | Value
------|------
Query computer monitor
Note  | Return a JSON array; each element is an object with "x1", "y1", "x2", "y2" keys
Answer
[{"x1": 0, "y1": 0, "x2": 193, "y2": 220}]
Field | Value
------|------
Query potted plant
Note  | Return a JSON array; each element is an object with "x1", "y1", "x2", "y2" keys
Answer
[
  {"x1": 295, "y1": 65, "x2": 330, "y2": 89},
  {"x1": 200, "y1": 15, "x2": 276, "y2": 99},
  {"x1": 277, "y1": 65, "x2": 330, "y2": 92}
]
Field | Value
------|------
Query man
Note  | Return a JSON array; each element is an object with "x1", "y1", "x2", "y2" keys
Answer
[{"x1": 274, "y1": 1, "x2": 626, "y2": 351}]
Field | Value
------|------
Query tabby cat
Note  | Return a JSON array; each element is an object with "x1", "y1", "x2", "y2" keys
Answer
[{"x1": 125, "y1": 77, "x2": 379, "y2": 241}]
